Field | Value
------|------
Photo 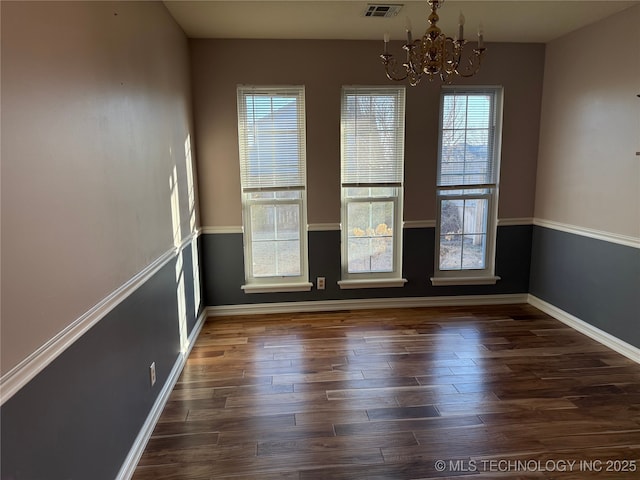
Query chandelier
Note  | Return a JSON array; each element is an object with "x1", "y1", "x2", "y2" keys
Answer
[{"x1": 380, "y1": 0, "x2": 486, "y2": 85}]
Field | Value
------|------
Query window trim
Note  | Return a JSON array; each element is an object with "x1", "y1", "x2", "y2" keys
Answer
[
  {"x1": 237, "y1": 85, "x2": 310, "y2": 292},
  {"x1": 431, "y1": 86, "x2": 503, "y2": 286},
  {"x1": 241, "y1": 191, "x2": 309, "y2": 289},
  {"x1": 340, "y1": 187, "x2": 405, "y2": 284},
  {"x1": 432, "y1": 188, "x2": 499, "y2": 283},
  {"x1": 340, "y1": 86, "x2": 407, "y2": 286}
]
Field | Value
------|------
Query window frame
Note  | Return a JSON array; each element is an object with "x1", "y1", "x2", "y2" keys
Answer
[
  {"x1": 339, "y1": 86, "x2": 407, "y2": 289},
  {"x1": 431, "y1": 86, "x2": 503, "y2": 286},
  {"x1": 236, "y1": 85, "x2": 311, "y2": 293}
]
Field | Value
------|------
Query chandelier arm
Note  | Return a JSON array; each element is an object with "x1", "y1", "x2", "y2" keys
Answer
[
  {"x1": 407, "y1": 64, "x2": 422, "y2": 86},
  {"x1": 380, "y1": 54, "x2": 409, "y2": 82},
  {"x1": 455, "y1": 48, "x2": 486, "y2": 78}
]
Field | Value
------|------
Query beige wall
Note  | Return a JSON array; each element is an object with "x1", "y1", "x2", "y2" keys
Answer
[
  {"x1": 1, "y1": 1, "x2": 197, "y2": 374},
  {"x1": 535, "y1": 5, "x2": 640, "y2": 238},
  {"x1": 191, "y1": 39, "x2": 545, "y2": 228}
]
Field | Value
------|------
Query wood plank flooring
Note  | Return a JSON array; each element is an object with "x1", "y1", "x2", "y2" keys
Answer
[{"x1": 132, "y1": 304, "x2": 640, "y2": 479}]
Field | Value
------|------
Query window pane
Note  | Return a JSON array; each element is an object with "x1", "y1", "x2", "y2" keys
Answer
[
  {"x1": 441, "y1": 199, "x2": 463, "y2": 236},
  {"x1": 276, "y1": 240, "x2": 301, "y2": 276},
  {"x1": 275, "y1": 190, "x2": 301, "y2": 200},
  {"x1": 250, "y1": 204, "x2": 301, "y2": 277},
  {"x1": 439, "y1": 198, "x2": 488, "y2": 271},
  {"x1": 439, "y1": 235, "x2": 462, "y2": 270},
  {"x1": 250, "y1": 204, "x2": 275, "y2": 241},
  {"x1": 276, "y1": 204, "x2": 300, "y2": 240},
  {"x1": 345, "y1": 187, "x2": 396, "y2": 198},
  {"x1": 462, "y1": 234, "x2": 486, "y2": 269},
  {"x1": 462, "y1": 198, "x2": 488, "y2": 234},
  {"x1": 466, "y1": 96, "x2": 491, "y2": 129},
  {"x1": 251, "y1": 240, "x2": 276, "y2": 277},
  {"x1": 441, "y1": 130, "x2": 465, "y2": 163},
  {"x1": 248, "y1": 191, "x2": 301, "y2": 200},
  {"x1": 347, "y1": 201, "x2": 394, "y2": 273},
  {"x1": 443, "y1": 95, "x2": 467, "y2": 130},
  {"x1": 248, "y1": 192, "x2": 276, "y2": 200},
  {"x1": 439, "y1": 188, "x2": 491, "y2": 197},
  {"x1": 465, "y1": 130, "x2": 489, "y2": 157},
  {"x1": 437, "y1": 90, "x2": 497, "y2": 187}
]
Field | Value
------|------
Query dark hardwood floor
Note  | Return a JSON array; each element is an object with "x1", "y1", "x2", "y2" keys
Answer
[{"x1": 132, "y1": 304, "x2": 640, "y2": 479}]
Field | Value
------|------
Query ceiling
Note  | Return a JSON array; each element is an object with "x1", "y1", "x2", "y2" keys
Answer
[{"x1": 164, "y1": 0, "x2": 639, "y2": 44}]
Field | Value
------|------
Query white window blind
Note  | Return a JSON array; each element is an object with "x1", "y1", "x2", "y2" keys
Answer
[
  {"x1": 341, "y1": 87, "x2": 406, "y2": 186},
  {"x1": 237, "y1": 86, "x2": 306, "y2": 191},
  {"x1": 437, "y1": 87, "x2": 500, "y2": 187}
]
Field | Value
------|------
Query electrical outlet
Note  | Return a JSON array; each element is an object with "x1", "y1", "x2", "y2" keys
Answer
[
  {"x1": 317, "y1": 277, "x2": 325, "y2": 290},
  {"x1": 149, "y1": 362, "x2": 156, "y2": 387}
]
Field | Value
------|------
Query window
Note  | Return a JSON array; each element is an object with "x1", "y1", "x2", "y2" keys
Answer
[
  {"x1": 339, "y1": 86, "x2": 407, "y2": 289},
  {"x1": 432, "y1": 86, "x2": 503, "y2": 285},
  {"x1": 237, "y1": 86, "x2": 311, "y2": 293}
]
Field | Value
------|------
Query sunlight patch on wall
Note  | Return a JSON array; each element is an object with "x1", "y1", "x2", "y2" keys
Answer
[
  {"x1": 170, "y1": 165, "x2": 189, "y2": 353},
  {"x1": 185, "y1": 134, "x2": 202, "y2": 314}
]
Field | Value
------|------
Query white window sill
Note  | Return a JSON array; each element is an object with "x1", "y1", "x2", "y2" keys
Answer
[
  {"x1": 338, "y1": 278, "x2": 407, "y2": 290},
  {"x1": 430, "y1": 275, "x2": 501, "y2": 286},
  {"x1": 241, "y1": 282, "x2": 313, "y2": 294}
]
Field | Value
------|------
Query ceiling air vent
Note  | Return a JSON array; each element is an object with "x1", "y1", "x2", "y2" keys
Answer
[{"x1": 364, "y1": 4, "x2": 403, "y2": 18}]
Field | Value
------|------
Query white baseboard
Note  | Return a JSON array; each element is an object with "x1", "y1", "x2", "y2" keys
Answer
[
  {"x1": 528, "y1": 295, "x2": 639, "y2": 364},
  {"x1": 116, "y1": 310, "x2": 206, "y2": 480},
  {"x1": 207, "y1": 293, "x2": 529, "y2": 317}
]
